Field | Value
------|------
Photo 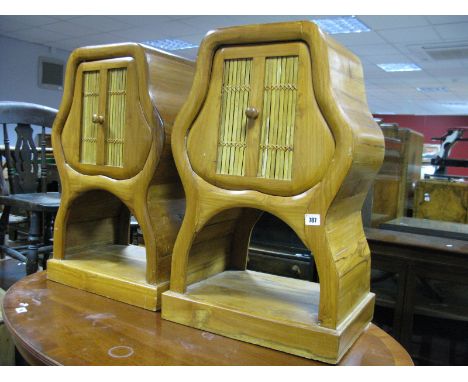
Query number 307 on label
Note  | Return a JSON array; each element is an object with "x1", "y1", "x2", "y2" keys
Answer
[{"x1": 305, "y1": 214, "x2": 320, "y2": 226}]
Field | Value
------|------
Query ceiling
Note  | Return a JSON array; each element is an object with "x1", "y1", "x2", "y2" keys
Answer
[{"x1": 1, "y1": 15, "x2": 468, "y2": 115}]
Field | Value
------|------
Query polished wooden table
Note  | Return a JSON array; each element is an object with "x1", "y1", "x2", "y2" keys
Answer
[{"x1": 1, "y1": 272, "x2": 413, "y2": 366}]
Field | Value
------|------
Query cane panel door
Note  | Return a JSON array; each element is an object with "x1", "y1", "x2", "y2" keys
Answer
[
  {"x1": 187, "y1": 42, "x2": 335, "y2": 196},
  {"x1": 61, "y1": 57, "x2": 152, "y2": 180}
]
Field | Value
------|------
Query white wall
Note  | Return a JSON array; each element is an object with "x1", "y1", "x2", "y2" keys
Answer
[
  {"x1": 0, "y1": 35, "x2": 70, "y2": 109},
  {"x1": 0, "y1": 36, "x2": 71, "y2": 144}
]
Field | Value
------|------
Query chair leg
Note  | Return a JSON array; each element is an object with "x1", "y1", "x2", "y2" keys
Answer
[
  {"x1": 26, "y1": 211, "x2": 41, "y2": 274},
  {"x1": 0, "y1": 206, "x2": 11, "y2": 260}
]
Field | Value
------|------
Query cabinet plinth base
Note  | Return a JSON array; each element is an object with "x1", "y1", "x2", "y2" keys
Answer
[
  {"x1": 47, "y1": 245, "x2": 167, "y2": 311},
  {"x1": 161, "y1": 270, "x2": 374, "y2": 364}
]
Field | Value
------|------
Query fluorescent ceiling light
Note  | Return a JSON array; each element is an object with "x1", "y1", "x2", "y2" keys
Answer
[
  {"x1": 377, "y1": 63, "x2": 422, "y2": 72},
  {"x1": 417, "y1": 87, "x2": 448, "y2": 93},
  {"x1": 143, "y1": 39, "x2": 198, "y2": 51},
  {"x1": 311, "y1": 16, "x2": 371, "y2": 34}
]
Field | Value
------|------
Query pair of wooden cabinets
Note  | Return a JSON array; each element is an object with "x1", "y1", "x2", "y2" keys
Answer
[{"x1": 47, "y1": 21, "x2": 384, "y2": 364}]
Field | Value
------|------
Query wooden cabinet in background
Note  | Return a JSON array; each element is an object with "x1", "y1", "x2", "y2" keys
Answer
[
  {"x1": 372, "y1": 123, "x2": 424, "y2": 227},
  {"x1": 414, "y1": 179, "x2": 468, "y2": 223},
  {"x1": 47, "y1": 43, "x2": 195, "y2": 310},
  {"x1": 161, "y1": 21, "x2": 384, "y2": 364}
]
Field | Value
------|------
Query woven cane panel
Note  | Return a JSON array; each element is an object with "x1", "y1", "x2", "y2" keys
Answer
[
  {"x1": 106, "y1": 68, "x2": 127, "y2": 167},
  {"x1": 216, "y1": 58, "x2": 252, "y2": 176},
  {"x1": 257, "y1": 56, "x2": 298, "y2": 180},
  {"x1": 80, "y1": 71, "x2": 100, "y2": 164}
]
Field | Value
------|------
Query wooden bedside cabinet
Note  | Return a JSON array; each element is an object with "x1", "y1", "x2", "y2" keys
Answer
[
  {"x1": 161, "y1": 21, "x2": 384, "y2": 364},
  {"x1": 47, "y1": 43, "x2": 195, "y2": 311}
]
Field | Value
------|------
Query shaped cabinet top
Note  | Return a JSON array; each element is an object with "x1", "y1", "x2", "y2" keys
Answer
[{"x1": 54, "y1": 43, "x2": 195, "y2": 181}]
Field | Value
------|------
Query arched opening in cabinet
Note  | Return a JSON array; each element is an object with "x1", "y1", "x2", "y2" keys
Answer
[
  {"x1": 184, "y1": 207, "x2": 321, "y2": 327},
  {"x1": 63, "y1": 190, "x2": 147, "y2": 283},
  {"x1": 248, "y1": 212, "x2": 318, "y2": 283}
]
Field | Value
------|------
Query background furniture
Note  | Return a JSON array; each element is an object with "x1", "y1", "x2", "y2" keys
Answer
[
  {"x1": 371, "y1": 123, "x2": 424, "y2": 227},
  {"x1": 47, "y1": 43, "x2": 195, "y2": 310},
  {"x1": 380, "y1": 216, "x2": 468, "y2": 241},
  {"x1": 0, "y1": 101, "x2": 60, "y2": 274},
  {"x1": 1, "y1": 272, "x2": 413, "y2": 366},
  {"x1": 366, "y1": 227, "x2": 468, "y2": 365},
  {"x1": 163, "y1": 21, "x2": 384, "y2": 364},
  {"x1": 413, "y1": 179, "x2": 467, "y2": 223},
  {"x1": 248, "y1": 212, "x2": 316, "y2": 281}
]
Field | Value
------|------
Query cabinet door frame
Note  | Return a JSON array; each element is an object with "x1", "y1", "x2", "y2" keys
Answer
[
  {"x1": 62, "y1": 57, "x2": 152, "y2": 180},
  {"x1": 187, "y1": 42, "x2": 335, "y2": 197}
]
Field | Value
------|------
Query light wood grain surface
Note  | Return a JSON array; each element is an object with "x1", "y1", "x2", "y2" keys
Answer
[{"x1": 1, "y1": 272, "x2": 413, "y2": 366}]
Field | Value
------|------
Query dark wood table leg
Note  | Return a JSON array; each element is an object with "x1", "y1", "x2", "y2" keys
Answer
[
  {"x1": 391, "y1": 262, "x2": 409, "y2": 343},
  {"x1": 26, "y1": 211, "x2": 41, "y2": 274},
  {"x1": 399, "y1": 264, "x2": 417, "y2": 349},
  {"x1": 0, "y1": 205, "x2": 11, "y2": 259}
]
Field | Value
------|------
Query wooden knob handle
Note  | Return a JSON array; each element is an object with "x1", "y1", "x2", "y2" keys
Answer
[
  {"x1": 92, "y1": 114, "x2": 104, "y2": 124},
  {"x1": 245, "y1": 107, "x2": 259, "y2": 120}
]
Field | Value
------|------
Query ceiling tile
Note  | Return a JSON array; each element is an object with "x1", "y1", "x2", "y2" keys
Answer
[
  {"x1": 114, "y1": 20, "x2": 199, "y2": 42},
  {"x1": 174, "y1": 33, "x2": 205, "y2": 45},
  {"x1": 51, "y1": 16, "x2": 80, "y2": 21},
  {"x1": 6, "y1": 27, "x2": 65, "y2": 45},
  {"x1": 359, "y1": 16, "x2": 429, "y2": 31},
  {"x1": 50, "y1": 33, "x2": 125, "y2": 51},
  {"x1": 434, "y1": 22, "x2": 468, "y2": 41},
  {"x1": 332, "y1": 31, "x2": 387, "y2": 46},
  {"x1": 8, "y1": 15, "x2": 57, "y2": 27},
  {"x1": 153, "y1": 20, "x2": 199, "y2": 39},
  {"x1": 179, "y1": 15, "x2": 236, "y2": 32},
  {"x1": 425, "y1": 91, "x2": 462, "y2": 101},
  {"x1": 378, "y1": 26, "x2": 443, "y2": 44},
  {"x1": 418, "y1": 60, "x2": 464, "y2": 70},
  {"x1": 69, "y1": 16, "x2": 133, "y2": 33},
  {"x1": 109, "y1": 15, "x2": 175, "y2": 26},
  {"x1": 110, "y1": 25, "x2": 168, "y2": 41},
  {"x1": 41, "y1": 21, "x2": 100, "y2": 38},
  {"x1": 424, "y1": 66, "x2": 468, "y2": 78},
  {"x1": 77, "y1": 33, "x2": 127, "y2": 46},
  {"x1": 47, "y1": 38, "x2": 80, "y2": 51},
  {"x1": 365, "y1": 53, "x2": 414, "y2": 65},
  {"x1": 426, "y1": 16, "x2": 468, "y2": 25},
  {"x1": 0, "y1": 16, "x2": 30, "y2": 32},
  {"x1": 347, "y1": 43, "x2": 402, "y2": 57}
]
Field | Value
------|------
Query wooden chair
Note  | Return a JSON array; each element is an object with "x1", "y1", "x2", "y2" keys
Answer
[
  {"x1": 161, "y1": 21, "x2": 384, "y2": 364},
  {"x1": 0, "y1": 101, "x2": 60, "y2": 274}
]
